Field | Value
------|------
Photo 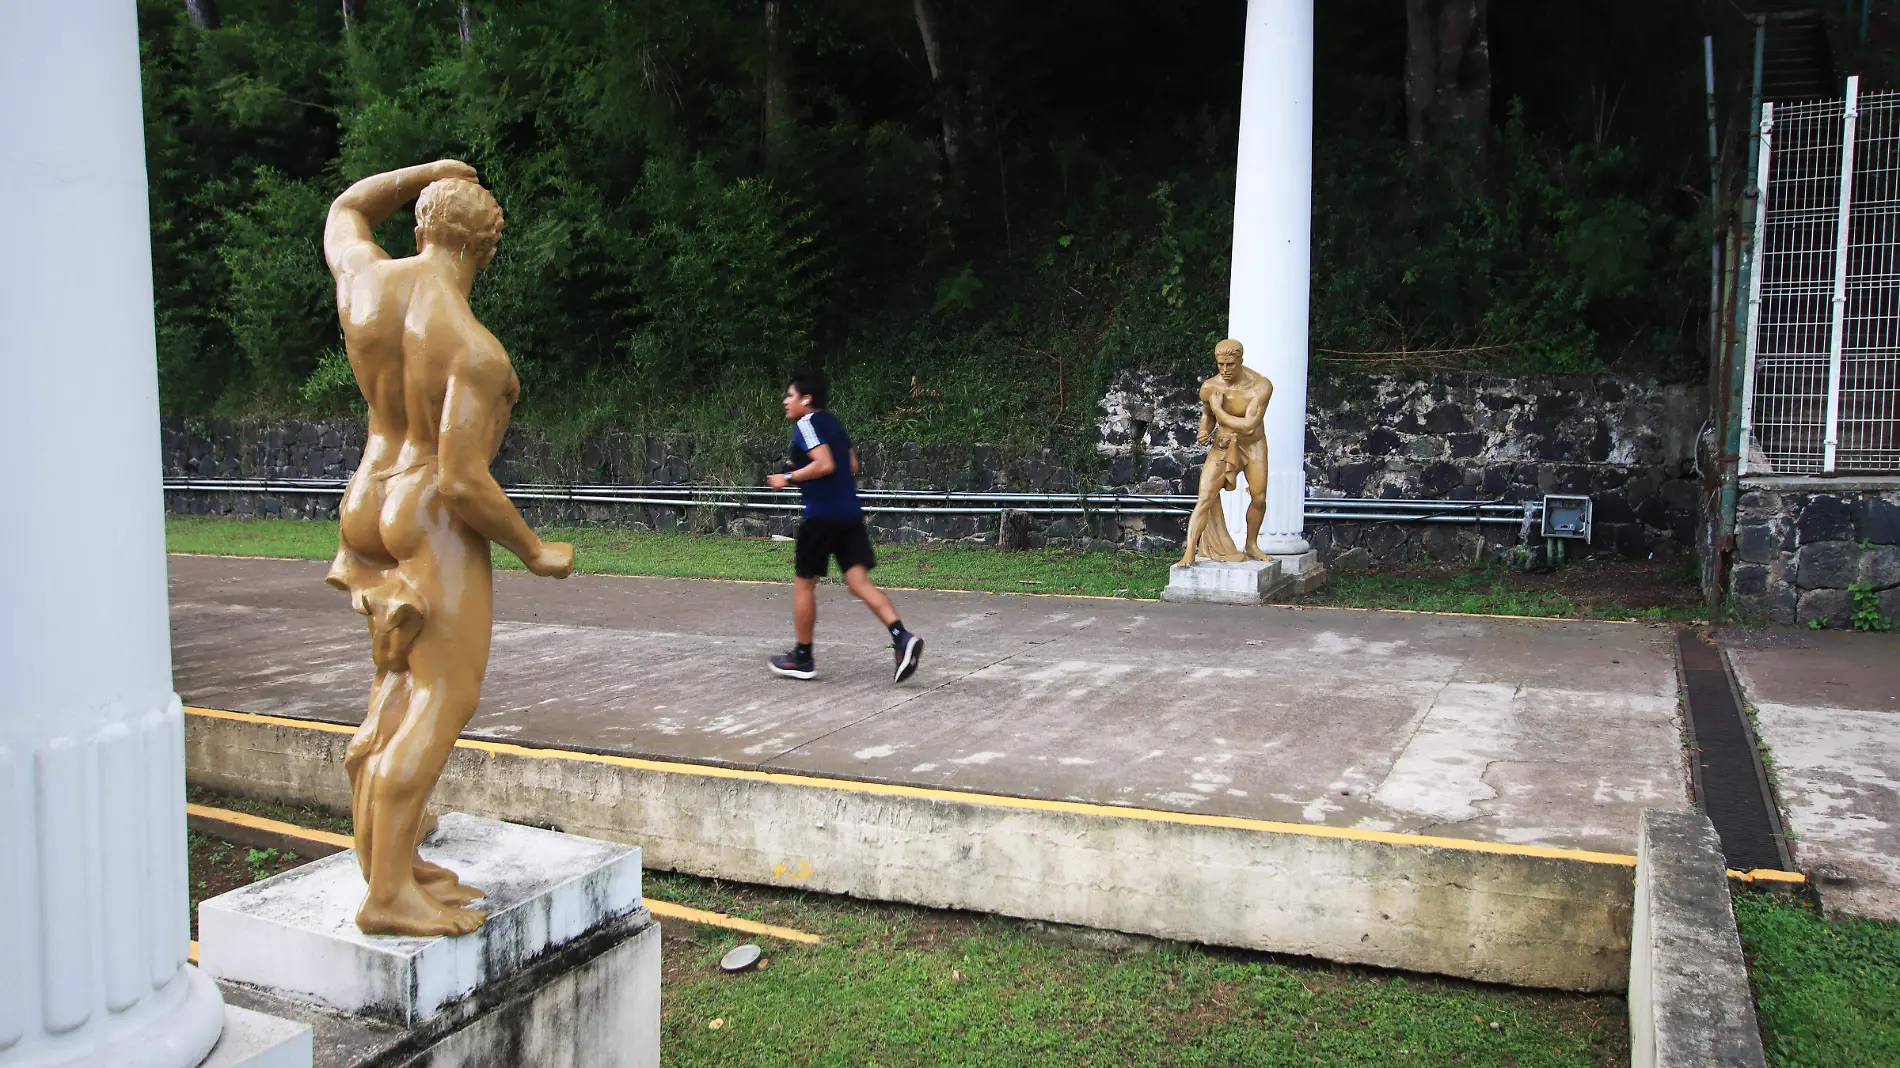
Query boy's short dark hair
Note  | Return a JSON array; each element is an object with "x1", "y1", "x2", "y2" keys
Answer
[{"x1": 789, "y1": 368, "x2": 829, "y2": 409}]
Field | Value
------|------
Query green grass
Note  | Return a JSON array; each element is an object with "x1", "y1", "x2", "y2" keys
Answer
[
  {"x1": 647, "y1": 871, "x2": 1628, "y2": 1067},
  {"x1": 167, "y1": 516, "x2": 1695, "y2": 620},
  {"x1": 1735, "y1": 891, "x2": 1900, "y2": 1067},
  {"x1": 1296, "y1": 567, "x2": 1703, "y2": 623},
  {"x1": 165, "y1": 516, "x2": 1172, "y2": 598}
]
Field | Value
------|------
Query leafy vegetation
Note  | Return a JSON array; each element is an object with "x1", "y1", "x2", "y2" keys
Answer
[
  {"x1": 1735, "y1": 890, "x2": 1900, "y2": 1067},
  {"x1": 1848, "y1": 582, "x2": 1892, "y2": 632},
  {"x1": 142, "y1": 0, "x2": 1740, "y2": 457}
]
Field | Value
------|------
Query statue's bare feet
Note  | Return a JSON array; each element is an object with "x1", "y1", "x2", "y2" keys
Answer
[
  {"x1": 415, "y1": 858, "x2": 485, "y2": 906},
  {"x1": 1245, "y1": 547, "x2": 1271, "y2": 563},
  {"x1": 1175, "y1": 553, "x2": 1195, "y2": 569},
  {"x1": 357, "y1": 882, "x2": 486, "y2": 936}
]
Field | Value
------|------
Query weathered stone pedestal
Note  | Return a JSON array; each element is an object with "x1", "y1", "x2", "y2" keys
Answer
[
  {"x1": 198, "y1": 814, "x2": 660, "y2": 1068},
  {"x1": 1266, "y1": 550, "x2": 1327, "y2": 595},
  {"x1": 1160, "y1": 559, "x2": 1290, "y2": 605}
]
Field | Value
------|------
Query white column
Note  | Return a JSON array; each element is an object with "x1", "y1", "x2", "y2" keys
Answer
[
  {"x1": 0, "y1": 3, "x2": 227, "y2": 1067},
  {"x1": 1225, "y1": 0, "x2": 1315, "y2": 556}
]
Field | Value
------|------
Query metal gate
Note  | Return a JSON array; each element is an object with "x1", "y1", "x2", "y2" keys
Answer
[{"x1": 1741, "y1": 77, "x2": 1900, "y2": 474}]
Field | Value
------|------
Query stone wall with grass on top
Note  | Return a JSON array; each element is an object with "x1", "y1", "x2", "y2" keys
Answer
[
  {"x1": 1727, "y1": 478, "x2": 1900, "y2": 629},
  {"x1": 160, "y1": 369, "x2": 1705, "y2": 563}
]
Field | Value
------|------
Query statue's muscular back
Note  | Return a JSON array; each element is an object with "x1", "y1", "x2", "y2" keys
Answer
[{"x1": 334, "y1": 255, "x2": 515, "y2": 570}]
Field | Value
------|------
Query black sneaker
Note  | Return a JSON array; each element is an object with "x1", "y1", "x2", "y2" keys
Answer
[
  {"x1": 892, "y1": 631, "x2": 923, "y2": 683},
  {"x1": 769, "y1": 651, "x2": 816, "y2": 680}
]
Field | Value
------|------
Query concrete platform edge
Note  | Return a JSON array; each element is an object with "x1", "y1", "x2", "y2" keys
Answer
[
  {"x1": 188, "y1": 709, "x2": 1634, "y2": 991},
  {"x1": 1628, "y1": 809, "x2": 1766, "y2": 1068}
]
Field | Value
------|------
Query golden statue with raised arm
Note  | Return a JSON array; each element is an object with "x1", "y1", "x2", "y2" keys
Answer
[
  {"x1": 1176, "y1": 339, "x2": 1273, "y2": 568},
  {"x1": 323, "y1": 159, "x2": 574, "y2": 936}
]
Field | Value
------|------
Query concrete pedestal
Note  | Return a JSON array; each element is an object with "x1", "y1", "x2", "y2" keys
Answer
[
  {"x1": 198, "y1": 814, "x2": 659, "y2": 1067},
  {"x1": 1160, "y1": 559, "x2": 1289, "y2": 605},
  {"x1": 1268, "y1": 551, "x2": 1327, "y2": 595}
]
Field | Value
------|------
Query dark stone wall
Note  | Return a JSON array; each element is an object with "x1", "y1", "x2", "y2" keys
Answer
[
  {"x1": 1097, "y1": 370, "x2": 1704, "y2": 563},
  {"x1": 1728, "y1": 481, "x2": 1900, "y2": 627},
  {"x1": 161, "y1": 369, "x2": 1706, "y2": 561}
]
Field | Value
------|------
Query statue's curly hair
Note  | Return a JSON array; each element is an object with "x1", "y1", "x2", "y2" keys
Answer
[
  {"x1": 1215, "y1": 338, "x2": 1244, "y2": 359},
  {"x1": 414, "y1": 178, "x2": 503, "y2": 253}
]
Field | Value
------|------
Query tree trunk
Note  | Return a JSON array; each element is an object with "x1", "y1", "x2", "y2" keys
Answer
[
  {"x1": 341, "y1": 0, "x2": 365, "y2": 32},
  {"x1": 764, "y1": 0, "x2": 790, "y2": 162},
  {"x1": 185, "y1": 0, "x2": 219, "y2": 30},
  {"x1": 457, "y1": 1, "x2": 476, "y2": 44},
  {"x1": 911, "y1": 0, "x2": 963, "y2": 172},
  {"x1": 1403, "y1": 0, "x2": 1490, "y2": 166}
]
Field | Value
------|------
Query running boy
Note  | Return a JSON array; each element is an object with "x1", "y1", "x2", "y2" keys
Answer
[{"x1": 766, "y1": 370, "x2": 924, "y2": 682}]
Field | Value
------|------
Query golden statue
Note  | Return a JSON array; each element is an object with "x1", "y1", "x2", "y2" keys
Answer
[
  {"x1": 323, "y1": 160, "x2": 574, "y2": 936},
  {"x1": 1176, "y1": 339, "x2": 1273, "y2": 568}
]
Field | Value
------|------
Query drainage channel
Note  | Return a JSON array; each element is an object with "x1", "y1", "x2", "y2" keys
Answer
[{"x1": 1676, "y1": 629, "x2": 1792, "y2": 872}]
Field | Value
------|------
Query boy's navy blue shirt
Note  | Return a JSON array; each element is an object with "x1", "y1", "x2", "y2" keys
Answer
[{"x1": 791, "y1": 409, "x2": 862, "y2": 519}]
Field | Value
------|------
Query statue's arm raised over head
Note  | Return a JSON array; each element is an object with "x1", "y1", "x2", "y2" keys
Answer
[
  {"x1": 436, "y1": 352, "x2": 574, "y2": 579},
  {"x1": 325, "y1": 159, "x2": 479, "y2": 278}
]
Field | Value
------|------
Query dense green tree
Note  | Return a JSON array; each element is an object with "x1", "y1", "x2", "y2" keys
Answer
[{"x1": 139, "y1": 0, "x2": 1748, "y2": 451}]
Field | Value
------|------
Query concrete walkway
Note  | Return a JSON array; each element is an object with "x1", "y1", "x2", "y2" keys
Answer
[
  {"x1": 169, "y1": 555, "x2": 1689, "y2": 856},
  {"x1": 1723, "y1": 626, "x2": 1900, "y2": 920}
]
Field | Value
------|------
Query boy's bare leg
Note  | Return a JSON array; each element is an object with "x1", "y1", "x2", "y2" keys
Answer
[
  {"x1": 842, "y1": 565, "x2": 899, "y2": 626},
  {"x1": 794, "y1": 576, "x2": 819, "y2": 643}
]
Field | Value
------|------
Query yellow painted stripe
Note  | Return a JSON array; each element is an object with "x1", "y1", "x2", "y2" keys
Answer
[
  {"x1": 188, "y1": 803, "x2": 354, "y2": 850},
  {"x1": 189, "y1": 939, "x2": 198, "y2": 964},
  {"x1": 187, "y1": 801, "x2": 824, "y2": 945},
  {"x1": 1728, "y1": 867, "x2": 1808, "y2": 885},
  {"x1": 644, "y1": 900, "x2": 823, "y2": 945},
  {"x1": 187, "y1": 706, "x2": 1639, "y2": 867}
]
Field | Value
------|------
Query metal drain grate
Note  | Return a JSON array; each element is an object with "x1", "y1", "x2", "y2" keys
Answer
[{"x1": 1678, "y1": 631, "x2": 1791, "y2": 871}]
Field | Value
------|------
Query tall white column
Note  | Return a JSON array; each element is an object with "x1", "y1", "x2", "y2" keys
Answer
[
  {"x1": 1225, "y1": 0, "x2": 1315, "y2": 556},
  {"x1": 0, "y1": 3, "x2": 227, "y2": 1066}
]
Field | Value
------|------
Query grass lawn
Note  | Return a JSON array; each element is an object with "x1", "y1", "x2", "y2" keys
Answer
[
  {"x1": 166, "y1": 516, "x2": 1697, "y2": 620},
  {"x1": 181, "y1": 790, "x2": 1627, "y2": 1067},
  {"x1": 650, "y1": 873, "x2": 1629, "y2": 1068},
  {"x1": 1735, "y1": 890, "x2": 1900, "y2": 1067}
]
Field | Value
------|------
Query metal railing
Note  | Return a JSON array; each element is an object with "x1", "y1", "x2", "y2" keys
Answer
[
  {"x1": 162, "y1": 477, "x2": 1530, "y2": 526},
  {"x1": 1742, "y1": 78, "x2": 1900, "y2": 475}
]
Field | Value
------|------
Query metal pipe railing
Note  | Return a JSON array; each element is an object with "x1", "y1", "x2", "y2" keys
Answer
[{"x1": 162, "y1": 477, "x2": 1530, "y2": 525}]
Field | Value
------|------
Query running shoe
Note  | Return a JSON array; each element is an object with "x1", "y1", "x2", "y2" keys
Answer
[
  {"x1": 892, "y1": 630, "x2": 924, "y2": 683},
  {"x1": 769, "y1": 650, "x2": 817, "y2": 680}
]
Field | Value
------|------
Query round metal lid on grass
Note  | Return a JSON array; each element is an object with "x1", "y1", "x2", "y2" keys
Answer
[{"x1": 719, "y1": 944, "x2": 762, "y2": 973}]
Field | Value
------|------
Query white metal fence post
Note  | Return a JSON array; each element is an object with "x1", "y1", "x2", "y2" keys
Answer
[
  {"x1": 1823, "y1": 76, "x2": 1861, "y2": 473},
  {"x1": 1740, "y1": 103, "x2": 1776, "y2": 476}
]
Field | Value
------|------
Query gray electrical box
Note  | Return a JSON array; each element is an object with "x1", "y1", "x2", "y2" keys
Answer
[{"x1": 1541, "y1": 495, "x2": 1592, "y2": 541}]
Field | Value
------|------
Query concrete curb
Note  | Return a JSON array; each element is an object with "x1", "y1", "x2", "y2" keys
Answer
[
  {"x1": 1629, "y1": 809, "x2": 1767, "y2": 1068},
  {"x1": 186, "y1": 706, "x2": 1636, "y2": 991}
]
